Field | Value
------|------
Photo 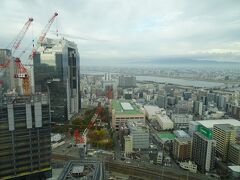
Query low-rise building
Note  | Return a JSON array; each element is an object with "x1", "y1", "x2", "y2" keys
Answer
[
  {"x1": 179, "y1": 161, "x2": 197, "y2": 173},
  {"x1": 156, "y1": 109, "x2": 173, "y2": 130},
  {"x1": 144, "y1": 105, "x2": 161, "y2": 120},
  {"x1": 110, "y1": 100, "x2": 145, "y2": 131},
  {"x1": 171, "y1": 114, "x2": 193, "y2": 129}
]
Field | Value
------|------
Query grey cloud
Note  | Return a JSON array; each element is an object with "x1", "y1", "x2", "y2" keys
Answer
[{"x1": 0, "y1": 0, "x2": 240, "y2": 65}]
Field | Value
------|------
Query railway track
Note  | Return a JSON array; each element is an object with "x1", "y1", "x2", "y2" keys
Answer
[{"x1": 51, "y1": 154, "x2": 212, "y2": 180}]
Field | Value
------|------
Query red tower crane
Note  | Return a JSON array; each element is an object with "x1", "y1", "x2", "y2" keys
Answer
[
  {"x1": 19, "y1": 12, "x2": 58, "y2": 95},
  {"x1": 30, "y1": 12, "x2": 58, "y2": 59},
  {"x1": 0, "y1": 18, "x2": 33, "y2": 94},
  {"x1": 74, "y1": 104, "x2": 103, "y2": 146},
  {"x1": 0, "y1": 18, "x2": 33, "y2": 69}
]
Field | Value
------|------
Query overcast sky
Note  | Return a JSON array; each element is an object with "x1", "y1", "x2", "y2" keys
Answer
[{"x1": 1, "y1": 0, "x2": 240, "y2": 65}]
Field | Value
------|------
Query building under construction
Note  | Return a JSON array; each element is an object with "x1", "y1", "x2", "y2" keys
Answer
[{"x1": 0, "y1": 94, "x2": 52, "y2": 179}]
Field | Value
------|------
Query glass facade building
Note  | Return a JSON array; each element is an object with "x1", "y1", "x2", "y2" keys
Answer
[{"x1": 33, "y1": 38, "x2": 80, "y2": 122}]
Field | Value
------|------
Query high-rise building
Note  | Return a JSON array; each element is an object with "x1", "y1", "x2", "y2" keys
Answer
[
  {"x1": 156, "y1": 95, "x2": 167, "y2": 108},
  {"x1": 172, "y1": 138, "x2": 192, "y2": 161},
  {"x1": 192, "y1": 129, "x2": 216, "y2": 173},
  {"x1": 213, "y1": 124, "x2": 237, "y2": 161},
  {"x1": 228, "y1": 143, "x2": 240, "y2": 165},
  {"x1": 33, "y1": 38, "x2": 80, "y2": 122},
  {"x1": 193, "y1": 101, "x2": 203, "y2": 116},
  {"x1": 102, "y1": 80, "x2": 117, "y2": 99},
  {"x1": 0, "y1": 94, "x2": 52, "y2": 179},
  {"x1": 118, "y1": 75, "x2": 136, "y2": 88},
  {"x1": 183, "y1": 91, "x2": 192, "y2": 101},
  {"x1": 175, "y1": 100, "x2": 193, "y2": 114}
]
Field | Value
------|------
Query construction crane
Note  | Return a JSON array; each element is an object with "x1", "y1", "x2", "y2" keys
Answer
[
  {"x1": 0, "y1": 18, "x2": 33, "y2": 94},
  {"x1": 14, "y1": 58, "x2": 30, "y2": 95},
  {"x1": 12, "y1": 18, "x2": 34, "y2": 96},
  {"x1": 19, "y1": 12, "x2": 58, "y2": 95},
  {"x1": 74, "y1": 103, "x2": 103, "y2": 157},
  {"x1": 0, "y1": 18, "x2": 33, "y2": 69},
  {"x1": 30, "y1": 12, "x2": 58, "y2": 59}
]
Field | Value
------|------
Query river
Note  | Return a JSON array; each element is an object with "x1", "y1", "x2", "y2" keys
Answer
[{"x1": 81, "y1": 71, "x2": 225, "y2": 88}]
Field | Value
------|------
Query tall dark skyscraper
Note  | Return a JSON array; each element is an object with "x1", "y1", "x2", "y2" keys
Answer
[
  {"x1": 0, "y1": 94, "x2": 52, "y2": 179},
  {"x1": 33, "y1": 38, "x2": 80, "y2": 122}
]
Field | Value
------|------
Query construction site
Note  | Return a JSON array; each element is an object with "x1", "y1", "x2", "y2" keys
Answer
[{"x1": 0, "y1": 12, "x2": 110, "y2": 180}]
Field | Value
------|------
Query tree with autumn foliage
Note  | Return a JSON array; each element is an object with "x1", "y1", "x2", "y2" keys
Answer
[{"x1": 88, "y1": 128, "x2": 113, "y2": 149}]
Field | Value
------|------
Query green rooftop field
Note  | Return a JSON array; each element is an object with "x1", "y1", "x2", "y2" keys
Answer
[
  {"x1": 111, "y1": 100, "x2": 143, "y2": 115},
  {"x1": 158, "y1": 132, "x2": 176, "y2": 139}
]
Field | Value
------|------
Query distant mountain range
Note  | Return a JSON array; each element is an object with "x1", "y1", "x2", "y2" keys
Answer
[{"x1": 129, "y1": 58, "x2": 240, "y2": 65}]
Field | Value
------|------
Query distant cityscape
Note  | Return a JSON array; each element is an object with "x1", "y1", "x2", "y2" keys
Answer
[{"x1": 1, "y1": 39, "x2": 240, "y2": 179}]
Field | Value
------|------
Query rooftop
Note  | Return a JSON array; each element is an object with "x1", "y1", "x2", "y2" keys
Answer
[
  {"x1": 197, "y1": 119, "x2": 240, "y2": 129},
  {"x1": 156, "y1": 114, "x2": 173, "y2": 124},
  {"x1": 173, "y1": 130, "x2": 190, "y2": 138},
  {"x1": 144, "y1": 105, "x2": 161, "y2": 114},
  {"x1": 194, "y1": 131, "x2": 214, "y2": 141},
  {"x1": 175, "y1": 137, "x2": 192, "y2": 144},
  {"x1": 157, "y1": 132, "x2": 176, "y2": 139},
  {"x1": 111, "y1": 100, "x2": 143, "y2": 115},
  {"x1": 214, "y1": 124, "x2": 237, "y2": 131},
  {"x1": 128, "y1": 122, "x2": 149, "y2": 133}
]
